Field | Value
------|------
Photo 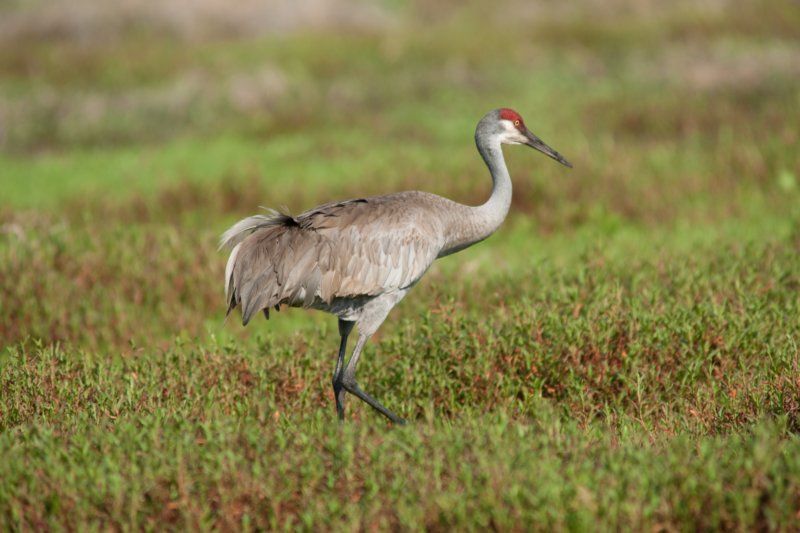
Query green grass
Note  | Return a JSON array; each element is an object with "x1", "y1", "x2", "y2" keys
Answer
[{"x1": 2, "y1": 0, "x2": 800, "y2": 530}]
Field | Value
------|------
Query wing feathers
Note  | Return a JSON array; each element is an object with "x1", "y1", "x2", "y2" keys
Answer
[{"x1": 221, "y1": 193, "x2": 444, "y2": 324}]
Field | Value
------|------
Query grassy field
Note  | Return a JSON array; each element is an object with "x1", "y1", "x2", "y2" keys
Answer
[{"x1": 2, "y1": 0, "x2": 800, "y2": 530}]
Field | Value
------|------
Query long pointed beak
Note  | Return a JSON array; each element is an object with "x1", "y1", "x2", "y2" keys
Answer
[{"x1": 524, "y1": 129, "x2": 572, "y2": 168}]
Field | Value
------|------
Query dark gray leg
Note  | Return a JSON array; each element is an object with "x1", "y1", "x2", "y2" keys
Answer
[
  {"x1": 332, "y1": 319, "x2": 354, "y2": 421},
  {"x1": 341, "y1": 334, "x2": 406, "y2": 425}
]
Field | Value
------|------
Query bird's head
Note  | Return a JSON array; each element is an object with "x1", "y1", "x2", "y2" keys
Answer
[{"x1": 479, "y1": 108, "x2": 572, "y2": 168}]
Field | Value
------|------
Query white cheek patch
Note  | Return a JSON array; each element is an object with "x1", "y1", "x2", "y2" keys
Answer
[{"x1": 500, "y1": 120, "x2": 526, "y2": 144}]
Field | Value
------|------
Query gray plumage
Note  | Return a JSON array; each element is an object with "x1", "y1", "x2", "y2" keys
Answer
[
  {"x1": 220, "y1": 108, "x2": 572, "y2": 424},
  {"x1": 221, "y1": 195, "x2": 445, "y2": 325}
]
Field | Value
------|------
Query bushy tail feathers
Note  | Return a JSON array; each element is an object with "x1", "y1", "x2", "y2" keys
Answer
[{"x1": 220, "y1": 209, "x2": 304, "y2": 325}]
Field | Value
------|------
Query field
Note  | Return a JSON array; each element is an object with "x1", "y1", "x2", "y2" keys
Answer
[{"x1": 1, "y1": 0, "x2": 800, "y2": 529}]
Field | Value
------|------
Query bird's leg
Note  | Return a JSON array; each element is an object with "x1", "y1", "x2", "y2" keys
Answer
[
  {"x1": 341, "y1": 334, "x2": 406, "y2": 425},
  {"x1": 332, "y1": 319, "x2": 354, "y2": 421}
]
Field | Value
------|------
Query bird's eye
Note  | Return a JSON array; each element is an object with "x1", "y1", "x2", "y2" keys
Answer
[{"x1": 514, "y1": 120, "x2": 520, "y2": 127}]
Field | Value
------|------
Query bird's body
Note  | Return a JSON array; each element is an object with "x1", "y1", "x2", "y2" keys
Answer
[{"x1": 221, "y1": 108, "x2": 571, "y2": 424}]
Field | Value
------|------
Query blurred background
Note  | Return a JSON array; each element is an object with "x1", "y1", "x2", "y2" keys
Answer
[{"x1": 1, "y1": 0, "x2": 799, "y2": 348}]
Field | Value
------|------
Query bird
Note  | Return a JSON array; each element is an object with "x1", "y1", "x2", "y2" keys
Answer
[{"x1": 219, "y1": 108, "x2": 572, "y2": 425}]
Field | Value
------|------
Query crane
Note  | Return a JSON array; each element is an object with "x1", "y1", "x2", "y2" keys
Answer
[{"x1": 219, "y1": 108, "x2": 572, "y2": 425}]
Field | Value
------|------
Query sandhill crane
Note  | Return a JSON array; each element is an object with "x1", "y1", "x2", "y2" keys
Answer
[{"x1": 220, "y1": 108, "x2": 571, "y2": 425}]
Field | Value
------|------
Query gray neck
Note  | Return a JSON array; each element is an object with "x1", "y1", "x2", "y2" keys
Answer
[{"x1": 439, "y1": 128, "x2": 512, "y2": 257}]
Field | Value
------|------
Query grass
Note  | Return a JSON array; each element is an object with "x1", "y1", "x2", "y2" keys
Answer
[{"x1": 1, "y1": 0, "x2": 800, "y2": 530}]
